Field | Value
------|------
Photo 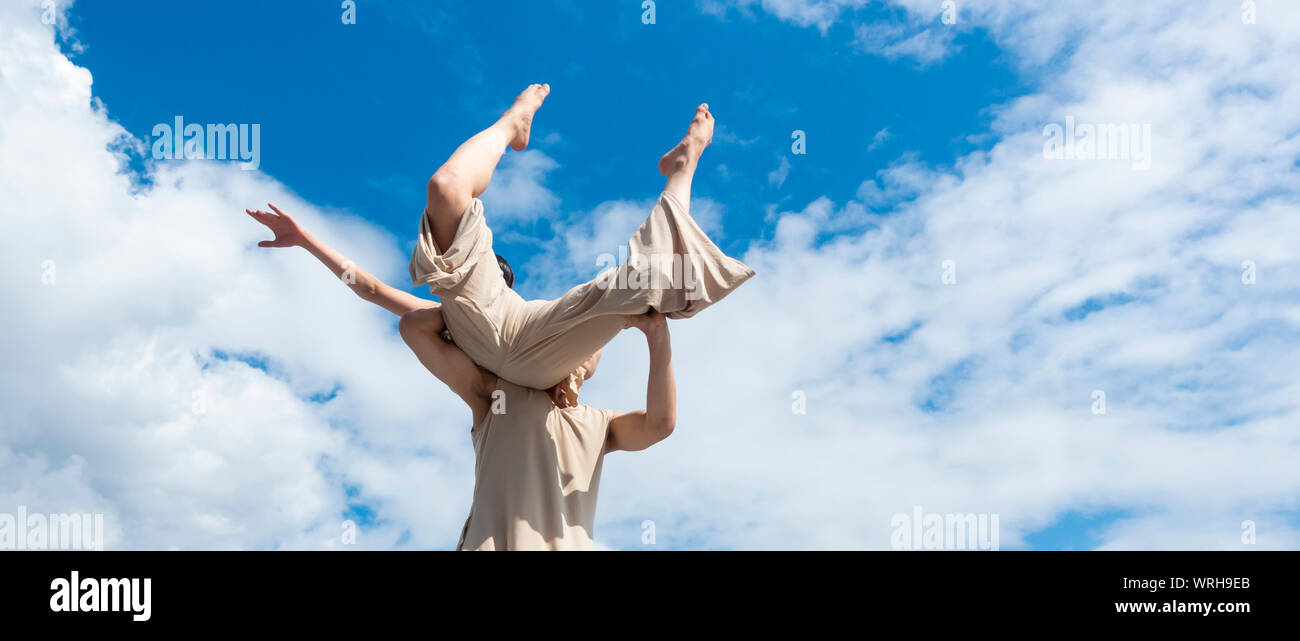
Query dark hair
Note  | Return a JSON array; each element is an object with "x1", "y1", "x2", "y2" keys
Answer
[{"x1": 496, "y1": 254, "x2": 514, "y2": 289}]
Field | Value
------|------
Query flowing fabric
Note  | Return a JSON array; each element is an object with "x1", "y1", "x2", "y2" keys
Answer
[{"x1": 410, "y1": 190, "x2": 755, "y2": 397}]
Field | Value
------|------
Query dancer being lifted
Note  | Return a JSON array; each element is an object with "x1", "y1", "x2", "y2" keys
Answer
[{"x1": 408, "y1": 84, "x2": 753, "y2": 399}]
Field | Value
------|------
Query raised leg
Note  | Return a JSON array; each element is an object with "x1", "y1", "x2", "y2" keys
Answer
[
  {"x1": 425, "y1": 83, "x2": 550, "y2": 250},
  {"x1": 657, "y1": 103, "x2": 714, "y2": 205}
]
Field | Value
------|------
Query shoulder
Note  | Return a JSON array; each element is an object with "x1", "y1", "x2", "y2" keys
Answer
[{"x1": 577, "y1": 406, "x2": 621, "y2": 440}]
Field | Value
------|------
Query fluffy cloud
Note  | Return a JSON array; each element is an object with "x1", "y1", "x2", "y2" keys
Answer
[
  {"x1": 701, "y1": 0, "x2": 870, "y2": 33},
  {"x1": 479, "y1": 149, "x2": 561, "y2": 222},
  {"x1": 1, "y1": 0, "x2": 476, "y2": 550},
  {"x1": 572, "y1": 0, "x2": 1300, "y2": 549}
]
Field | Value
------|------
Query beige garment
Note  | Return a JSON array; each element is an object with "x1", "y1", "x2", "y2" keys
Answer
[
  {"x1": 457, "y1": 378, "x2": 613, "y2": 551},
  {"x1": 410, "y1": 190, "x2": 755, "y2": 394}
]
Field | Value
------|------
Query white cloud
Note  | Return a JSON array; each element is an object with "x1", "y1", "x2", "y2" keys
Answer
[
  {"x1": 714, "y1": 123, "x2": 761, "y2": 148},
  {"x1": 1, "y1": 0, "x2": 476, "y2": 550},
  {"x1": 706, "y1": 0, "x2": 870, "y2": 33},
  {"x1": 478, "y1": 149, "x2": 561, "y2": 222},
  {"x1": 867, "y1": 127, "x2": 891, "y2": 152},
  {"x1": 768, "y1": 156, "x2": 792, "y2": 187},
  {"x1": 552, "y1": 0, "x2": 1300, "y2": 549},
  {"x1": 853, "y1": 21, "x2": 956, "y2": 65},
  {"x1": 705, "y1": 0, "x2": 961, "y2": 63}
]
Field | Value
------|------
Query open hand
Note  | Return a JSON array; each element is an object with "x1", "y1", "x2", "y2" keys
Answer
[{"x1": 246, "y1": 203, "x2": 306, "y2": 248}]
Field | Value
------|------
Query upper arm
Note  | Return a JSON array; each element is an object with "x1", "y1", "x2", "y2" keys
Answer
[{"x1": 605, "y1": 410, "x2": 670, "y2": 453}]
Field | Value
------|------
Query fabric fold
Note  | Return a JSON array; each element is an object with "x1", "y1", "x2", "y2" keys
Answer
[
  {"x1": 410, "y1": 191, "x2": 755, "y2": 395},
  {"x1": 408, "y1": 199, "x2": 494, "y2": 295}
]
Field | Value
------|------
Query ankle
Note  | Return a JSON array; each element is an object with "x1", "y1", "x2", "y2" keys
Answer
[{"x1": 664, "y1": 152, "x2": 694, "y2": 175}]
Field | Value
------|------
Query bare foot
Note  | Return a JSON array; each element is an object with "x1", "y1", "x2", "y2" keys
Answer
[
  {"x1": 659, "y1": 104, "x2": 714, "y2": 176},
  {"x1": 502, "y1": 83, "x2": 550, "y2": 151}
]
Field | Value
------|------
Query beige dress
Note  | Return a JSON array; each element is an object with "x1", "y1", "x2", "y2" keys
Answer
[
  {"x1": 409, "y1": 190, "x2": 755, "y2": 397},
  {"x1": 457, "y1": 378, "x2": 613, "y2": 551}
]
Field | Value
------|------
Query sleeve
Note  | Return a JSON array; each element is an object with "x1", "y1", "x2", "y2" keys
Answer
[{"x1": 408, "y1": 199, "x2": 498, "y2": 296}]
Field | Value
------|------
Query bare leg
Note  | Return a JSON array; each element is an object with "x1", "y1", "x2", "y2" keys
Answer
[
  {"x1": 658, "y1": 104, "x2": 714, "y2": 205},
  {"x1": 398, "y1": 306, "x2": 494, "y2": 416},
  {"x1": 425, "y1": 83, "x2": 550, "y2": 250}
]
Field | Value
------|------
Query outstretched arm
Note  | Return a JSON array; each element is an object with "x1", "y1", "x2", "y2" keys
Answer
[
  {"x1": 248, "y1": 203, "x2": 572, "y2": 414},
  {"x1": 249, "y1": 203, "x2": 499, "y2": 421},
  {"x1": 247, "y1": 203, "x2": 432, "y2": 317},
  {"x1": 606, "y1": 312, "x2": 675, "y2": 453}
]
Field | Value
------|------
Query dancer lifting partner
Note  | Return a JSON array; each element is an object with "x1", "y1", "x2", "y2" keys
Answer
[{"x1": 248, "y1": 206, "x2": 676, "y2": 550}]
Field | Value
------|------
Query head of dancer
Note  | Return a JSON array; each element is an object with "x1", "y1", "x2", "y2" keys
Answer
[{"x1": 495, "y1": 254, "x2": 514, "y2": 289}]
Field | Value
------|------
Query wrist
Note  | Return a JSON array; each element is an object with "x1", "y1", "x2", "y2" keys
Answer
[{"x1": 642, "y1": 323, "x2": 669, "y2": 343}]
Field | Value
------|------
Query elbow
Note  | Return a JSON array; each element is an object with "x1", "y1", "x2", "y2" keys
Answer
[
  {"x1": 650, "y1": 416, "x2": 676, "y2": 441},
  {"x1": 355, "y1": 282, "x2": 380, "y2": 303},
  {"x1": 346, "y1": 271, "x2": 381, "y2": 303}
]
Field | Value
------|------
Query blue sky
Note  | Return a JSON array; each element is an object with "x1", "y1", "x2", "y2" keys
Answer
[
  {"x1": 68, "y1": 0, "x2": 1020, "y2": 285},
  {"x1": 4, "y1": 0, "x2": 1297, "y2": 551}
]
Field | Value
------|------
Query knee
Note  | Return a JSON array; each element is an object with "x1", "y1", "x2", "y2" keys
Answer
[
  {"x1": 397, "y1": 311, "x2": 418, "y2": 341},
  {"x1": 397, "y1": 308, "x2": 428, "y2": 341},
  {"x1": 399, "y1": 305, "x2": 443, "y2": 339},
  {"x1": 427, "y1": 169, "x2": 466, "y2": 213}
]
